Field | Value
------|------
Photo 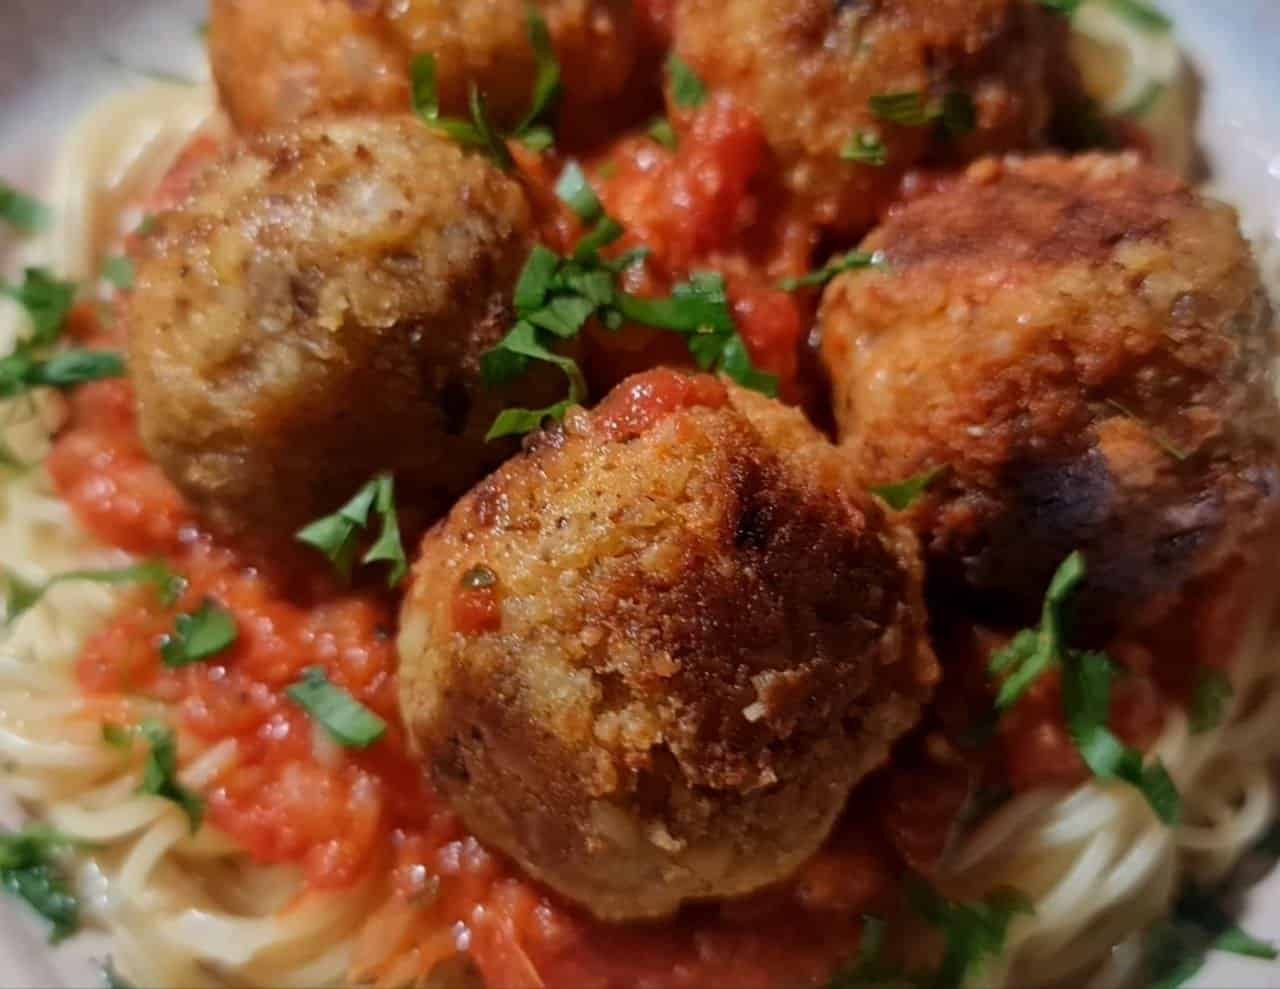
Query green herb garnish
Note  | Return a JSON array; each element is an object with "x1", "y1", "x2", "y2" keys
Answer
[
  {"x1": 1189, "y1": 668, "x2": 1233, "y2": 735},
  {"x1": 990, "y1": 552, "x2": 1181, "y2": 824},
  {"x1": 3, "y1": 268, "x2": 77, "y2": 346},
  {"x1": 779, "y1": 249, "x2": 887, "y2": 292},
  {"x1": 286, "y1": 667, "x2": 387, "y2": 749},
  {"x1": 648, "y1": 118, "x2": 678, "y2": 149},
  {"x1": 514, "y1": 3, "x2": 562, "y2": 145},
  {"x1": 870, "y1": 90, "x2": 976, "y2": 138},
  {"x1": 137, "y1": 721, "x2": 203, "y2": 832},
  {"x1": 871, "y1": 466, "x2": 945, "y2": 511},
  {"x1": 296, "y1": 474, "x2": 408, "y2": 586},
  {"x1": 410, "y1": 56, "x2": 514, "y2": 169},
  {"x1": 4, "y1": 560, "x2": 183, "y2": 625},
  {"x1": 667, "y1": 54, "x2": 708, "y2": 109},
  {"x1": 102, "y1": 256, "x2": 135, "y2": 292},
  {"x1": 841, "y1": 131, "x2": 888, "y2": 166},
  {"x1": 0, "y1": 183, "x2": 51, "y2": 234},
  {"x1": 0, "y1": 826, "x2": 79, "y2": 942},
  {"x1": 161, "y1": 598, "x2": 237, "y2": 668},
  {"x1": 1106, "y1": 0, "x2": 1173, "y2": 33}
]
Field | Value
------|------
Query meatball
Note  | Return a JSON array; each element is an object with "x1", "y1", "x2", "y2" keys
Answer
[
  {"x1": 820, "y1": 153, "x2": 1280, "y2": 641},
  {"x1": 398, "y1": 369, "x2": 938, "y2": 921},
  {"x1": 208, "y1": 0, "x2": 637, "y2": 134},
  {"x1": 127, "y1": 116, "x2": 563, "y2": 537},
  {"x1": 671, "y1": 0, "x2": 1070, "y2": 233}
]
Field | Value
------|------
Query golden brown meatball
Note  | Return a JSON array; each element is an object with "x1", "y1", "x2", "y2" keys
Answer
[
  {"x1": 208, "y1": 0, "x2": 637, "y2": 134},
  {"x1": 821, "y1": 153, "x2": 1280, "y2": 641},
  {"x1": 671, "y1": 0, "x2": 1070, "y2": 233},
  {"x1": 128, "y1": 116, "x2": 563, "y2": 537},
  {"x1": 397, "y1": 369, "x2": 938, "y2": 921}
]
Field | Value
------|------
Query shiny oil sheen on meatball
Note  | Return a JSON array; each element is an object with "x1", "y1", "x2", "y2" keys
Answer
[
  {"x1": 208, "y1": 0, "x2": 637, "y2": 133},
  {"x1": 671, "y1": 0, "x2": 1070, "y2": 234},
  {"x1": 821, "y1": 153, "x2": 1280, "y2": 641},
  {"x1": 397, "y1": 369, "x2": 939, "y2": 922},
  {"x1": 127, "y1": 116, "x2": 564, "y2": 538}
]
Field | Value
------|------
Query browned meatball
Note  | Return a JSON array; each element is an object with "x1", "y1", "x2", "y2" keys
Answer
[
  {"x1": 128, "y1": 116, "x2": 563, "y2": 538},
  {"x1": 208, "y1": 0, "x2": 637, "y2": 133},
  {"x1": 671, "y1": 0, "x2": 1070, "y2": 233},
  {"x1": 820, "y1": 153, "x2": 1280, "y2": 641},
  {"x1": 397, "y1": 369, "x2": 938, "y2": 921}
]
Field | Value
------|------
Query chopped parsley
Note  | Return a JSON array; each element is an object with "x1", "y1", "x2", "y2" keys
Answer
[
  {"x1": 871, "y1": 466, "x2": 946, "y2": 511},
  {"x1": 287, "y1": 667, "x2": 387, "y2": 749},
  {"x1": 0, "y1": 183, "x2": 51, "y2": 234},
  {"x1": 841, "y1": 131, "x2": 888, "y2": 166},
  {"x1": 481, "y1": 175, "x2": 776, "y2": 438},
  {"x1": 1035, "y1": 0, "x2": 1084, "y2": 15},
  {"x1": 161, "y1": 599, "x2": 237, "y2": 668},
  {"x1": 647, "y1": 117, "x2": 678, "y2": 150},
  {"x1": 101, "y1": 255, "x2": 135, "y2": 292},
  {"x1": 1147, "y1": 885, "x2": 1277, "y2": 989},
  {"x1": 828, "y1": 886, "x2": 1033, "y2": 989},
  {"x1": 137, "y1": 721, "x2": 204, "y2": 832},
  {"x1": 870, "y1": 90, "x2": 977, "y2": 139},
  {"x1": 666, "y1": 53, "x2": 708, "y2": 109},
  {"x1": 3, "y1": 268, "x2": 77, "y2": 346},
  {"x1": 779, "y1": 249, "x2": 887, "y2": 292},
  {"x1": 0, "y1": 826, "x2": 79, "y2": 942},
  {"x1": 1188, "y1": 668, "x2": 1232, "y2": 735},
  {"x1": 4, "y1": 560, "x2": 183, "y2": 626},
  {"x1": 296, "y1": 473, "x2": 408, "y2": 586},
  {"x1": 1106, "y1": 0, "x2": 1173, "y2": 34},
  {"x1": 411, "y1": 7, "x2": 562, "y2": 159},
  {"x1": 989, "y1": 553, "x2": 1181, "y2": 825}
]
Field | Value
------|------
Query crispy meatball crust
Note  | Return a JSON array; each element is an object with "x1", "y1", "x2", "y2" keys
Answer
[
  {"x1": 672, "y1": 0, "x2": 1069, "y2": 233},
  {"x1": 398, "y1": 372, "x2": 938, "y2": 921},
  {"x1": 127, "y1": 116, "x2": 561, "y2": 537},
  {"x1": 208, "y1": 0, "x2": 637, "y2": 133},
  {"x1": 821, "y1": 153, "x2": 1280, "y2": 640}
]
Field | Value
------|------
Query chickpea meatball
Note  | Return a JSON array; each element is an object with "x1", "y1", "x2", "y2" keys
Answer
[
  {"x1": 821, "y1": 153, "x2": 1280, "y2": 641},
  {"x1": 398, "y1": 369, "x2": 938, "y2": 921},
  {"x1": 128, "y1": 116, "x2": 563, "y2": 537},
  {"x1": 208, "y1": 0, "x2": 637, "y2": 133},
  {"x1": 671, "y1": 0, "x2": 1070, "y2": 233}
]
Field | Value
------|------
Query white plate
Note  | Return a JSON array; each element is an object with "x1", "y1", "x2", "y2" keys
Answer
[{"x1": 0, "y1": 1, "x2": 1278, "y2": 986}]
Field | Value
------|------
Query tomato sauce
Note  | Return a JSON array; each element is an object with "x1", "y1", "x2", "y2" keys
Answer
[{"x1": 595, "y1": 367, "x2": 728, "y2": 440}]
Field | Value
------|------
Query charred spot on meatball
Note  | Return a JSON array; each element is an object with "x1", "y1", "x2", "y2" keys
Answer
[
  {"x1": 671, "y1": 0, "x2": 1072, "y2": 233},
  {"x1": 820, "y1": 153, "x2": 1280, "y2": 643},
  {"x1": 397, "y1": 371, "x2": 939, "y2": 921},
  {"x1": 209, "y1": 0, "x2": 638, "y2": 134},
  {"x1": 127, "y1": 116, "x2": 568, "y2": 539}
]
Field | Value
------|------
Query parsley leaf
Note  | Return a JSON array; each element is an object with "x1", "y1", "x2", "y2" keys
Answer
[
  {"x1": 0, "y1": 349, "x2": 124, "y2": 399},
  {"x1": 483, "y1": 321, "x2": 588, "y2": 439},
  {"x1": 870, "y1": 91, "x2": 977, "y2": 139},
  {"x1": 161, "y1": 598, "x2": 237, "y2": 668},
  {"x1": 871, "y1": 466, "x2": 946, "y2": 511},
  {"x1": 1189, "y1": 668, "x2": 1232, "y2": 735},
  {"x1": 296, "y1": 474, "x2": 408, "y2": 586},
  {"x1": 514, "y1": 3, "x2": 562, "y2": 142},
  {"x1": 842, "y1": 131, "x2": 888, "y2": 166},
  {"x1": 361, "y1": 473, "x2": 409, "y2": 587},
  {"x1": 555, "y1": 162, "x2": 604, "y2": 223},
  {"x1": 1106, "y1": 0, "x2": 1173, "y2": 34},
  {"x1": 990, "y1": 552, "x2": 1182, "y2": 824},
  {"x1": 137, "y1": 721, "x2": 203, "y2": 832},
  {"x1": 910, "y1": 882, "x2": 1035, "y2": 989},
  {"x1": 0, "y1": 826, "x2": 79, "y2": 942},
  {"x1": 667, "y1": 54, "x2": 708, "y2": 109},
  {"x1": 648, "y1": 118, "x2": 678, "y2": 149},
  {"x1": 287, "y1": 667, "x2": 387, "y2": 748},
  {"x1": 1036, "y1": 0, "x2": 1084, "y2": 13},
  {"x1": 101, "y1": 256, "x2": 135, "y2": 292},
  {"x1": 409, "y1": 56, "x2": 513, "y2": 169},
  {"x1": 780, "y1": 249, "x2": 887, "y2": 292},
  {"x1": 4, "y1": 560, "x2": 183, "y2": 625},
  {"x1": 0, "y1": 183, "x2": 51, "y2": 234},
  {"x1": 3, "y1": 268, "x2": 77, "y2": 346},
  {"x1": 989, "y1": 551, "x2": 1085, "y2": 709}
]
